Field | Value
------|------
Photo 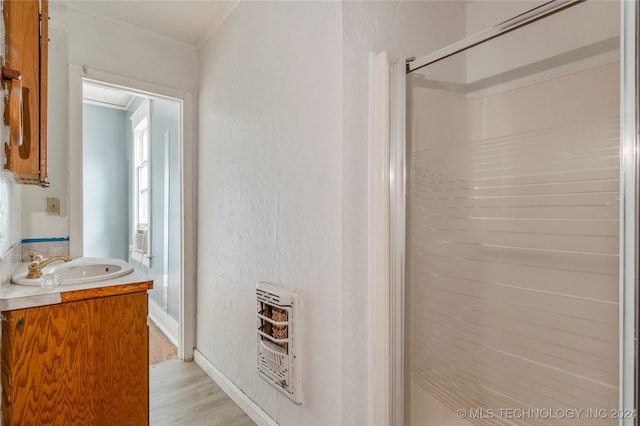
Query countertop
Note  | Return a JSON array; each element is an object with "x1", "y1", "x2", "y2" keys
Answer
[{"x1": 1, "y1": 261, "x2": 153, "y2": 312}]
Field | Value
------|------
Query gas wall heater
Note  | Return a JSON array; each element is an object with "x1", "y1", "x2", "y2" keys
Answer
[{"x1": 256, "y1": 282, "x2": 303, "y2": 405}]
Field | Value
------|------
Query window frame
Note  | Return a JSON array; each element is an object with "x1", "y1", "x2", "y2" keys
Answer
[{"x1": 130, "y1": 99, "x2": 152, "y2": 267}]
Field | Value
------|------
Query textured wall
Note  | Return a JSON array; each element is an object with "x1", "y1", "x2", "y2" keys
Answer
[
  {"x1": 197, "y1": 2, "x2": 465, "y2": 425},
  {"x1": 197, "y1": 2, "x2": 343, "y2": 425},
  {"x1": 0, "y1": 6, "x2": 20, "y2": 259},
  {"x1": 0, "y1": 176, "x2": 20, "y2": 257}
]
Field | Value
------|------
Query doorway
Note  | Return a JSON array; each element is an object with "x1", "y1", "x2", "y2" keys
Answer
[
  {"x1": 82, "y1": 80, "x2": 181, "y2": 352},
  {"x1": 68, "y1": 64, "x2": 197, "y2": 361}
]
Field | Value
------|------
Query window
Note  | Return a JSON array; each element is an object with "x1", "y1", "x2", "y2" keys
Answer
[{"x1": 130, "y1": 100, "x2": 151, "y2": 266}]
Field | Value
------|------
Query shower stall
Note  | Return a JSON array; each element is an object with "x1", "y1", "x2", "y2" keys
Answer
[{"x1": 388, "y1": 1, "x2": 638, "y2": 424}]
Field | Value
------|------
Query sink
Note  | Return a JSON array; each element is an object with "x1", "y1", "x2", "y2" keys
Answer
[{"x1": 11, "y1": 257, "x2": 134, "y2": 286}]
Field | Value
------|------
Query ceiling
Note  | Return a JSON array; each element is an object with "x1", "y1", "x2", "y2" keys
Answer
[
  {"x1": 57, "y1": 0, "x2": 237, "y2": 47},
  {"x1": 83, "y1": 81, "x2": 136, "y2": 109}
]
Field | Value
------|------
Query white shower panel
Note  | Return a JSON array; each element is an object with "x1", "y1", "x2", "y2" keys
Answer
[{"x1": 404, "y1": 1, "x2": 621, "y2": 424}]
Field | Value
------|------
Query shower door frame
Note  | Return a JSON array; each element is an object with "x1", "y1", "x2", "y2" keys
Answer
[{"x1": 379, "y1": 1, "x2": 639, "y2": 425}]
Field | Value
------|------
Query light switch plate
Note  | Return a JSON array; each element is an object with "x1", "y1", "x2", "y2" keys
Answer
[{"x1": 47, "y1": 197, "x2": 60, "y2": 215}]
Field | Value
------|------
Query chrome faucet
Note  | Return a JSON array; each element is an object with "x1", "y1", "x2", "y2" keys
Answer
[{"x1": 26, "y1": 252, "x2": 72, "y2": 279}]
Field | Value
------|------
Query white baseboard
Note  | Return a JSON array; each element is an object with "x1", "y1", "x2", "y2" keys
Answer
[
  {"x1": 193, "y1": 349, "x2": 278, "y2": 426},
  {"x1": 148, "y1": 298, "x2": 179, "y2": 348}
]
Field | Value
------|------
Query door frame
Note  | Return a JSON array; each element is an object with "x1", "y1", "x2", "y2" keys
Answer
[{"x1": 68, "y1": 64, "x2": 197, "y2": 360}]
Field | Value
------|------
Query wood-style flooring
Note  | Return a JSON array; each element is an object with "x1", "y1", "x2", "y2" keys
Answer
[
  {"x1": 150, "y1": 359, "x2": 256, "y2": 426},
  {"x1": 148, "y1": 322, "x2": 254, "y2": 425},
  {"x1": 149, "y1": 320, "x2": 178, "y2": 365}
]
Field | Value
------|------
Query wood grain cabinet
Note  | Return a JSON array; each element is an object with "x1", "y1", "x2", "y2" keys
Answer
[
  {"x1": 1, "y1": 290, "x2": 150, "y2": 425},
  {"x1": 2, "y1": 0, "x2": 49, "y2": 186}
]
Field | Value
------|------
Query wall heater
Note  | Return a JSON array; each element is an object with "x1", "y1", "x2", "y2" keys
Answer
[{"x1": 256, "y1": 282, "x2": 303, "y2": 405}]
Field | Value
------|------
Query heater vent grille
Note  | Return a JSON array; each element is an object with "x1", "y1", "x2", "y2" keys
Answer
[
  {"x1": 256, "y1": 287, "x2": 282, "y2": 304},
  {"x1": 256, "y1": 282, "x2": 303, "y2": 405}
]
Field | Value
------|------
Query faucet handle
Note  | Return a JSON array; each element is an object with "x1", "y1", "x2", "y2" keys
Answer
[
  {"x1": 28, "y1": 251, "x2": 43, "y2": 262},
  {"x1": 27, "y1": 260, "x2": 43, "y2": 279}
]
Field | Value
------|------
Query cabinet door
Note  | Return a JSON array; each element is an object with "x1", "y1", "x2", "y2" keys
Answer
[
  {"x1": 1, "y1": 292, "x2": 149, "y2": 425},
  {"x1": 3, "y1": 0, "x2": 48, "y2": 186},
  {"x1": 1, "y1": 299, "x2": 98, "y2": 425},
  {"x1": 95, "y1": 292, "x2": 150, "y2": 425}
]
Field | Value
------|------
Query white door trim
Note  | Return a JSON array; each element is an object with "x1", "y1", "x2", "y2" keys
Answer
[{"x1": 68, "y1": 64, "x2": 197, "y2": 360}]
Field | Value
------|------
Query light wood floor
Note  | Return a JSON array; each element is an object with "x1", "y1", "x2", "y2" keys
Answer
[
  {"x1": 150, "y1": 359, "x2": 256, "y2": 426},
  {"x1": 148, "y1": 321, "x2": 254, "y2": 425}
]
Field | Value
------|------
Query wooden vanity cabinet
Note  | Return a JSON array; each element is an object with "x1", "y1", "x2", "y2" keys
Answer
[
  {"x1": 1, "y1": 289, "x2": 150, "y2": 425},
  {"x1": 3, "y1": 0, "x2": 49, "y2": 186}
]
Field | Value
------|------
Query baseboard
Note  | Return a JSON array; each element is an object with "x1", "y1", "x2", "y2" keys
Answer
[
  {"x1": 148, "y1": 298, "x2": 179, "y2": 347},
  {"x1": 193, "y1": 349, "x2": 278, "y2": 426}
]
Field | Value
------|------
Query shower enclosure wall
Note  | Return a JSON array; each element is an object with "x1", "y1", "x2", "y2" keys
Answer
[{"x1": 397, "y1": 1, "x2": 636, "y2": 424}]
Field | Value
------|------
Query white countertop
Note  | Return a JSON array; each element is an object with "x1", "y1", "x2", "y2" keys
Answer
[{"x1": 1, "y1": 260, "x2": 152, "y2": 311}]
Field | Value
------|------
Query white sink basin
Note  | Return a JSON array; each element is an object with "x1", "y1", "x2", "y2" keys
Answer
[{"x1": 11, "y1": 258, "x2": 134, "y2": 286}]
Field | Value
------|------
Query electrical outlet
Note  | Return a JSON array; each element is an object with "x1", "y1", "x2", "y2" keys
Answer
[{"x1": 47, "y1": 197, "x2": 60, "y2": 215}]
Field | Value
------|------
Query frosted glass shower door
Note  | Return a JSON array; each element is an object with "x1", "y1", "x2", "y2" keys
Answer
[{"x1": 405, "y1": 2, "x2": 621, "y2": 425}]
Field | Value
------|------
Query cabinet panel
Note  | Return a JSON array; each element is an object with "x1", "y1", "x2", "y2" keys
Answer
[
  {"x1": 96, "y1": 292, "x2": 149, "y2": 426},
  {"x1": 3, "y1": 0, "x2": 48, "y2": 186},
  {"x1": 1, "y1": 292, "x2": 149, "y2": 425}
]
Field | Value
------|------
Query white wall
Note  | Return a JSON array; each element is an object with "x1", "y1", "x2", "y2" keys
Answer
[
  {"x1": 465, "y1": 1, "x2": 545, "y2": 35},
  {"x1": 197, "y1": 2, "x2": 465, "y2": 425},
  {"x1": 466, "y1": 0, "x2": 618, "y2": 84},
  {"x1": 197, "y1": 3, "x2": 343, "y2": 424},
  {"x1": 0, "y1": 176, "x2": 20, "y2": 256},
  {"x1": 0, "y1": 7, "x2": 21, "y2": 257},
  {"x1": 20, "y1": 2, "x2": 197, "y2": 243}
]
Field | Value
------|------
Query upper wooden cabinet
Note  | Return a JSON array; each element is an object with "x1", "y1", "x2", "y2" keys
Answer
[{"x1": 3, "y1": 0, "x2": 49, "y2": 186}]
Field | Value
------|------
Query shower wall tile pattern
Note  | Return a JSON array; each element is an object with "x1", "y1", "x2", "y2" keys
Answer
[{"x1": 407, "y1": 117, "x2": 620, "y2": 424}]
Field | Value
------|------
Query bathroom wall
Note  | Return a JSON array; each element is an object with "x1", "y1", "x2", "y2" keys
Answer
[
  {"x1": 0, "y1": 5, "x2": 22, "y2": 283},
  {"x1": 197, "y1": 3, "x2": 343, "y2": 424},
  {"x1": 21, "y1": 2, "x2": 197, "y2": 244},
  {"x1": 196, "y1": 2, "x2": 464, "y2": 424},
  {"x1": 0, "y1": 161, "x2": 22, "y2": 289},
  {"x1": 465, "y1": 1, "x2": 546, "y2": 35},
  {"x1": 82, "y1": 103, "x2": 128, "y2": 260},
  {"x1": 0, "y1": 4, "x2": 17, "y2": 253},
  {"x1": 129, "y1": 98, "x2": 181, "y2": 326},
  {"x1": 150, "y1": 99, "x2": 181, "y2": 322},
  {"x1": 0, "y1": 177, "x2": 20, "y2": 259}
]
